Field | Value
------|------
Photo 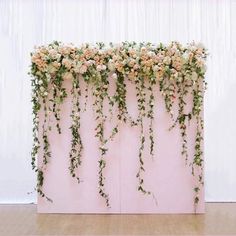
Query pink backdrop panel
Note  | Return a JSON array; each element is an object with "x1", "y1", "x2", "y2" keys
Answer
[{"x1": 37, "y1": 79, "x2": 204, "y2": 214}]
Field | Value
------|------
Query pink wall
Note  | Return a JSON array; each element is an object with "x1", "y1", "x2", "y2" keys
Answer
[{"x1": 38, "y1": 79, "x2": 204, "y2": 214}]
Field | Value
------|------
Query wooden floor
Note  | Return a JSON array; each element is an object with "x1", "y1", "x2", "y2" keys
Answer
[{"x1": 0, "y1": 203, "x2": 236, "y2": 236}]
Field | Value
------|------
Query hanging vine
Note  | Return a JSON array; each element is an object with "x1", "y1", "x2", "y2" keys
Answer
[
  {"x1": 31, "y1": 70, "x2": 41, "y2": 171},
  {"x1": 147, "y1": 77, "x2": 156, "y2": 158},
  {"x1": 69, "y1": 74, "x2": 83, "y2": 183},
  {"x1": 192, "y1": 79, "x2": 206, "y2": 211},
  {"x1": 134, "y1": 76, "x2": 151, "y2": 195},
  {"x1": 92, "y1": 71, "x2": 110, "y2": 207},
  {"x1": 30, "y1": 69, "x2": 52, "y2": 201},
  {"x1": 176, "y1": 79, "x2": 189, "y2": 164}
]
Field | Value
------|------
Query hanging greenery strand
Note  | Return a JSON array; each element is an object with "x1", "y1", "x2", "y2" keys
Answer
[
  {"x1": 38, "y1": 78, "x2": 52, "y2": 202},
  {"x1": 69, "y1": 74, "x2": 84, "y2": 183},
  {"x1": 147, "y1": 77, "x2": 156, "y2": 158},
  {"x1": 93, "y1": 72, "x2": 110, "y2": 207},
  {"x1": 31, "y1": 72, "x2": 41, "y2": 171},
  {"x1": 192, "y1": 81, "x2": 205, "y2": 211},
  {"x1": 135, "y1": 76, "x2": 151, "y2": 195},
  {"x1": 176, "y1": 79, "x2": 189, "y2": 164}
]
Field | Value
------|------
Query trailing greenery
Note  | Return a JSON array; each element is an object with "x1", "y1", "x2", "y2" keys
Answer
[
  {"x1": 135, "y1": 76, "x2": 151, "y2": 195},
  {"x1": 30, "y1": 41, "x2": 207, "y2": 211},
  {"x1": 69, "y1": 75, "x2": 83, "y2": 183},
  {"x1": 147, "y1": 77, "x2": 156, "y2": 158}
]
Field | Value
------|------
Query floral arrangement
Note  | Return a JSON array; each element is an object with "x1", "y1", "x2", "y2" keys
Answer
[{"x1": 30, "y1": 41, "x2": 207, "y2": 211}]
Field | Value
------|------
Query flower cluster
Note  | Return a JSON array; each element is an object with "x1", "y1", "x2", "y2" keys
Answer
[
  {"x1": 30, "y1": 41, "x2": 207, "y2": 211},
  {"x1": 31, "y1": 41, "x2": 206, "y2": 85}
]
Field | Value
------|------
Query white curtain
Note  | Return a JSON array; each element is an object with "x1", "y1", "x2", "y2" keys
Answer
[{"x1": 0, "y1": 0, "x2": 236, "y2": 203}]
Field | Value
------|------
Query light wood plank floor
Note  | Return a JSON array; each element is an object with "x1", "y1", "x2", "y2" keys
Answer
[{"x1": 0, "y1": 203, "x2": 236, "y2": 235}]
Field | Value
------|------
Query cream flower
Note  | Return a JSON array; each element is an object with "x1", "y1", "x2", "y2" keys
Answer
[
  {"x1": 48, "y1": 49, "x2": 60, "y2": 60},
  {"x1": 108, "y1": 60, "x2": 115, "y2": 71},
  {"x1": 96, "y1": 65, "x2": 102, "y2": 72},
  {"x1": 153, "y1": 65, "x2": 159, "y2": 72},
  {"x1": 62, "y1": 58, "x2": 72, "y2": 70},
  {"x1": 47, "y1": 64, "x2": 57, "y2": 74},
  {"x1": 192, "y1": 71, "x2": 198, "y2": 81},
  {"x1": 101, "y1": 65, "x2": 107, "y2": 71},
  {"x1": 111, "y1": 73, "x2": 117, "y2": 79},
  {"x1": 79, "y1": 65, "x2": 88, "y2": 74},
  {"x1": 63, "y1": 72, "x2": 73, "y2": 80},
  {"x1": 163, "y1": 56, "x2": 171, "y2": 65}
]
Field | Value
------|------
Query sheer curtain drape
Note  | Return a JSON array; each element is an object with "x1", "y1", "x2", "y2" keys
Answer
[{"x1": 0, "y1": 0, "x2": 236, "y2": 203}]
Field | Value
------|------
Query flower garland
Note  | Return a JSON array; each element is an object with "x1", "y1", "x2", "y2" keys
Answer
[{"x1": 30, "y1": 41, "x2": 207, "y2": 210}]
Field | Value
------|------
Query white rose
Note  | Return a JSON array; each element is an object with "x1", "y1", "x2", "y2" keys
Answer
[
  {"x1": 148, "y1": 51, "x2": 155, "y2": 57},
  {"x1": 96, "y1": 65, "x2": 102, "y2": 72},
  {"x1": 111, "y1": 73, "x2": 117, "y2": 79},
  {"x1": 79, "y1": 65, "x2": 87, "y2": 74},
  {"x1": 163, "y1": 56, "x2": 171, "y2": 65},
  {"x1": 62, "y1": 58, "x2": 72, "y2": 69},
  {"x1": 141, "y1": 46, "x2": 146, "y2": 51},
  {"x1": 48, "y1": 49, "x2": 57, "y2": 59},
  {"x1": 108, "y1": 60, "x2": 115, "y2": 71},
  {"x1": 153, "y1": 65, "x2": 159, "y2": 72},
  {"x1": 85, "y1": 60, "x2": 93, "y2": 66},
  {"x1": 183, "y1": 52, "x2": 188, "y2": 61}
]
